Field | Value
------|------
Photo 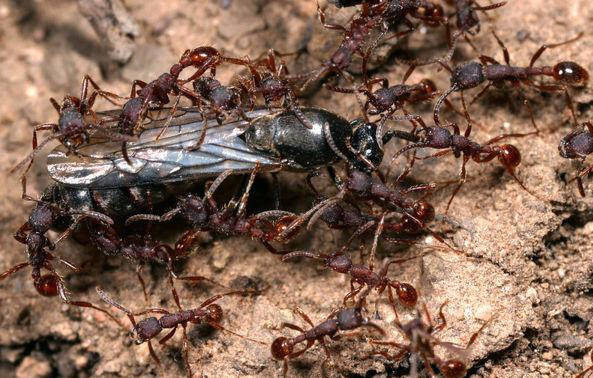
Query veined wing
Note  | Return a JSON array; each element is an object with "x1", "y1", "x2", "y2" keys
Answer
[{"x1": 47, "y1": 108, "x2": 282, "y2": 188}]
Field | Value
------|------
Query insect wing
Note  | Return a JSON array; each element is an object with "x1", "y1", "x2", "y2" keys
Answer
[{"x1": 47, "y1": 109, "x2": 281, "y2": 188}]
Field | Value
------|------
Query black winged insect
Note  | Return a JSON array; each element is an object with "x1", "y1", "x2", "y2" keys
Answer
[{"x1": 6, "y1": 106, "x2": 406, "y2": 297}]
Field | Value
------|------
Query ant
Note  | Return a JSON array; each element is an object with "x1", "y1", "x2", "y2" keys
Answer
[
  {"x1": 115, "y1": 47, "x2": 250, "y2": 151},
  {"x1": 243, "y1": 49, "x2": 314, "y2": 129},
  {"x1": 391, "y1": 101, "x2": 541, "y2": 212},
  {"x1": 370, "y1": 301, "x2": 489, "y2": 378},
  {"x1": 97, "y1": 286, "x2": 263, "y2": 378},
  {"x1": 559, "y1": 121, "x2": 593, "y2": 196},
  {"x1": 434, "y1": 31, "x2": 589, "y2": 127},
  {"x1": 271, "y1": 298, "x2": 385, "y2": 377},
  {"x1": 124, "y1": 164, "x2": 304, "y2": 256},
  {"x1": 444, "y1": 0, "x2": 507, "y2": 50},
  {"x1": 301, "y1": 0, "x2": 444, "y2": 90},
  {"x1": 2, "y1": 180, "x2": 114, "y2": 298},
  {"x1": 326, "y1": 75, "x2": 437, "y2": 131},
  {"x1": 10, "y1": 75, "x2": 133, "y2": 177}
]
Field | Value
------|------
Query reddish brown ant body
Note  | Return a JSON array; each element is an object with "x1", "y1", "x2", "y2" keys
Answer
[
  {"x1": 282, "y1": 248, "x2": 418, "y2": 309},
  {"x1": 11, "y1": 75, "x2": 133, "y2": 177},
  {"x1": 434, "y1": 31, "x2": 589, "y2": 127},
  {"x1": 271, "y1": 300, "x2": 384, "y2": 376},
  {"x1": 371, "y1": 302, "x2": 489, "y2": 378},
  {"x1": 97, "y1": 287, "x2": 261, "y2": 378},
  {"x1": 391, "y1": 112, "x2": 539, "y2": 211},
  {"x1": 559, "y1": 121, "x2": 593, "y2": 196},
  {"x1": 302, "y1": 0, "x2": 446, "y2": 90}
]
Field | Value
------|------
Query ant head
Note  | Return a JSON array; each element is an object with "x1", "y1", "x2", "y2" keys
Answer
[
  {"x1": 559, "y1": 130, "x2": 593, "y2": 158},
  {"x1": 34, "y1": 274, "x2": 60, "y2": 297},
  {"x1": 327, "y1": 254, "x2": 352, "y2": 273},
  {"x1": 260, "y1": 77, "x2": 287, "y2": 102},
  {"x1": 336, "y1": 307, "x2": 364, "y2": 330},
  {"x1": 497, "y1": 144, "x2": 521, "y2": 169},
  {"x1": 395, "y1": 283, "x2": 418, "y2": 307},
  {"x1": 350, "y1": 121, "x2": 383, "y2": 172},
  {"x1": 271, "y1": 337, "x2": 293, "y2": 360},
  {"x1": 179, "y1": 46, "x2": 221, "y2": 68},
  {"x1": 28, "y1": 202, "x2": 54, "y2": 233},
  {"x1": 553, "y1": 61, "x2": 589, "y2": 86},
  {"x1": 206, "y1": 304, "x2": 223, "y2": 323},
  {"x1": 193, "y1": 76, "x2": 220, "y2": 97},
  {"x1": 452, "y1": 62, "x2": 485, "y2": 90},
  {"x1": 179, "y1": 195, "x2": 209, "y2": 227},
  {"x1": 413, "y1": 199, "x2": 435, "y2": 223},
  {"x1": 133, "y1": 317, "x2": 162, "y2": 344},
  {"x1": 422, "y1": 127, "x2": 452, "y2": 149},
  {"x1": 438, "y1": 359, "x2": 467, "y2": 378}
]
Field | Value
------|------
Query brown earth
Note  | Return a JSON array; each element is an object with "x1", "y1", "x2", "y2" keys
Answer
[{"x1": 0, "y1": 0, "x2": 592, "y2": 377}]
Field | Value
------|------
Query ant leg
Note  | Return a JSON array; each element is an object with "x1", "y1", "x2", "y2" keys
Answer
[
  {"x1": 82, "y1": 75, "x2": 125, "y2": 106},
  {"x1": 529, "y1": 32, "x2": 584, "y2": 68},
  {"x1": 445, "y1": 154, "x2": 470, "y2": 213},
  {"x1": 368, "y1": 213, "x2": 385, "y2": 272},
  {"x1": 0, "y1": 262, "x2": 30, "y2": 281},
  {"x1": 316, "y1": 0, "x2": 346, "y2": 32},
  {"x1": 576, "y1": 351, "x2": 593, "y2": 378},
  {"x1": 293, "y1": 307, "x2": 315, "y2": 328},
  {"x1": 156, "y1": 94, "x2": 182, "y2": 140},
  {"x1": 136, "y1": 265, "x2": 149, "y2": 302},
  {"x1": 205, "y1": 169, "x2": 235, "y2": 201},
  {"x1": 130, "y1": 80, "x2": 147, "y2": 98},
  {"x1": 491, "y1": 31, "x2": 511, "y2": 65},
  {"x1": 236, "y1": 163, "x2": 260, "y2": 218},
  {"x1": 125, "y1": 208, "x2": 181, "y2": 225},
  {"x1": 57, "y1": 281, "x2": 125, "y2": 328}
]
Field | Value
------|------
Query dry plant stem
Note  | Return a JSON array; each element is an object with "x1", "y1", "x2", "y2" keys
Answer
[{"x1": 78, "y1": 0, "x2": 140, "y2": 64}]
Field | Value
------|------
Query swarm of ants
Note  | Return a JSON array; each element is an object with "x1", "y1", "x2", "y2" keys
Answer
[{"x1": 2, "y1": 0, "x2": 593, "y2": 377}]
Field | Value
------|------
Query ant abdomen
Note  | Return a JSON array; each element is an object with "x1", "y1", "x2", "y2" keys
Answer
[
  {"x1": 553, "y1": 61, "x2": 589, "y2": 86},
  {"x1": 395, "y1": 283, "x2": 418, "y2": 307},
  {"x1": 271, "y1": 337, "x2": 292, "y2": 359},
  {"x1": 497, "y1": 144, "x2": 521, "y2": 168},
  {"x1": 34, "y1": 274, "x2": 60, "y2": 297},
  {"x1": 439, "y1": 359, "x2": 467, "y2": 378},
  {"x1": 205, "y1": 304, "x2": 223, "y2": 323}
]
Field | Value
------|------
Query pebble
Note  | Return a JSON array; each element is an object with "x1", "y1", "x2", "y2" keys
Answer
[{"x1": 16, "y1": 356, "x2": 52, "y2": 378}]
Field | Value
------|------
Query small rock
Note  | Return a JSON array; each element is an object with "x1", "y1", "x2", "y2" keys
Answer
[
  {"x1": 553, "y1": 333, "x2": 592, "y2": 353},
  {"x1": 16, "y1": 356, "x2": 52, "y2": 378}
]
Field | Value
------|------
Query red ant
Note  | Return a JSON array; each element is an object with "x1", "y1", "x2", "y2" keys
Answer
[
  {"x1": 124, "y1": 164, "x2": 305, "y2": 255},
  {"x1": 444, "y1": 0, "x2": 507, "y2": 50},
  {"x1": 434, "y1": 31, "x2": 589, "y2": 127},
  {"x1": 271, "y1": 298, "x2": 384, "y2": 377},
  {"x1": 10, "y1": 75, "x2": 134, "y2": 177},
  {"x1": 370, "y1": 301, "x2": 490, "y2": 378},
  {"x1": 326, "y1": 76, "x2": 437, "y2": 130},
  {"x1": 115, "y1": 47, "x2": 250, "y2": 151},
  {"x1": 559, "y1": 121, "x2": 593, "y2": 196},
  {"x1": 391, "y1": 102, "x2": 541, "y2": 212},
  {"x1": 243, "y1": 49, "x2": 314, "y2": 129},
  {"x1": 97, "y1": 286, "x2": 263, "y2": 378},
  {"x1": 2, "y1": 180, "x2": 113, "y2": 297}
]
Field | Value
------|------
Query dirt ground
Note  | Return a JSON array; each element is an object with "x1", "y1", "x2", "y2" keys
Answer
[{"x1": 0, "y1": 0, "x2": 592, "y2": 377}]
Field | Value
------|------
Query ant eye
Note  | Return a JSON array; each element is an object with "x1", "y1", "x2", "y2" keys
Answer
[
  {"x1": 34, "y1": 274, "x2": 60, "y2": 297},
  {"x1": 553, "y1": 61, "x2": 589, "y2": 86}
]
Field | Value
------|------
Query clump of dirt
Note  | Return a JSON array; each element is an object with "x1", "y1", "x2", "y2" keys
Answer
[{"x1": 0, "y1": 0, "x2": 592, "y2": 377}]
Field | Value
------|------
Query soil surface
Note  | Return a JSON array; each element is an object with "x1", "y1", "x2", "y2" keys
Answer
[{"x1": 0, "y1": 0, "x2": 592, "y2": 377}]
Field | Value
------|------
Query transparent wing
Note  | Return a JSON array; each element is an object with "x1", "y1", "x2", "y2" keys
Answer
[{"x1": 47, "y1": 108, "x2": 281, "y2": 188}]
